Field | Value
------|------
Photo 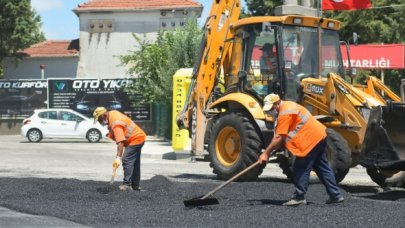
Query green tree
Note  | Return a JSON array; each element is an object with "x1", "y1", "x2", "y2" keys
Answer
[
  {"x1": 0, "y1": 0, "x2": 45, "y2": 77},
  {"x1": 243, "y1": 0, "x2": 283, "y2": 16},
  {"x1": 324, "y1": 0, "x2": 405, "y2": 94},
  {"x1": 120, "y1": 19, "x2": 202, "y2": 105}
]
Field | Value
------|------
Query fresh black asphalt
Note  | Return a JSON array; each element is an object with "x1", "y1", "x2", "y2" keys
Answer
[{"x1": 1, "y1": 175, "x2": 405, "y2": 227}]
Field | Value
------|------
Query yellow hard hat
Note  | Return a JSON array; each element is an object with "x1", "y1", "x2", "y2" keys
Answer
[
  {"x1": 263, "y1": 93, "x2": 280, "y2": 111},
  {"x1": 93, "y1": 107, "x2": 107, "y2": 124}
]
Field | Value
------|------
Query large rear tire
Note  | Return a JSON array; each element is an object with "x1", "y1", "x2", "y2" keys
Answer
[
  {"x1": 278, "y1": 152, "x2": 294, "y2": 180},
  {"x1": 208, "y1": 111, "x2": 264, "y2": 181},
  {"x1": 326, "y1": 128, "x2": 351, "y2": 183},
  {"x1": 278, "y1": 128, "x2": 351, "y2": 184}
]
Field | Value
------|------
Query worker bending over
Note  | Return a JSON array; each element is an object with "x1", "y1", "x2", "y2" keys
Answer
[
  {"x1": 93, "y1": 107, "x2": 146, "y2": 191},
  {"x1": 258, "y1": 94, "x2": 344, "y2": 206}
]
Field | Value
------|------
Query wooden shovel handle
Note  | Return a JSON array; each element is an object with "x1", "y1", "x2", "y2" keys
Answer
[
  {"x1": 201, "y1": 161, "x2": 260, "y2": 199},
  {"x1": 110, "y1": 167, "x2": 117, "y2": 184}
]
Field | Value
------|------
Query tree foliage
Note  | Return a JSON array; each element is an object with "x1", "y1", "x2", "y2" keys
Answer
[
  {"x1": 245, "y1": 0, "x2": 405, "y2": 94},
  {"x1": 242, "y1": 0, "x2": 283, "y2": 16},
  {"x1": 324, "y1": 0, "x2": 405, "y2": 94},
  {"x1": 120, "y1": 19, "x2": 202, "y2": 105},
  {"x1": 0, "y1": 0, "x2": 45, "y2": 65}
]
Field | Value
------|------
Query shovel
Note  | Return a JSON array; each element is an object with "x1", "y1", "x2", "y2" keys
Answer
[
  {"x1": 97, "y1": 166, "x2": 118, "y2": 194},
  {"x1": 110, "y1": 166, "x2": 118, "y2": 185},
  {"x1": 183, "y1": 161, "x2": 261, "y2": 207}
]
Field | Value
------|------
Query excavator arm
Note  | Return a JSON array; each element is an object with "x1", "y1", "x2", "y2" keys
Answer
[
  {"x1": 355, "y1": 76, "x2": 401, "y2": 103},
  {"x1": 176, "y1": 0, "x2": 241, "y2": 155}
]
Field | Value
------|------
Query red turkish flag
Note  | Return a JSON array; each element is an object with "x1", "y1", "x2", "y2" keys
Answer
[{"x1": 322, "y1": 0, "x2": 372, "y2": 11}]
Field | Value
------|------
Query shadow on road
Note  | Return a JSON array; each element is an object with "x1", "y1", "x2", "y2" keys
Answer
[
  {"x1": 246, "y1": 199, "x2": 286, "y2": 206},
  {"x1": 341, "y1": 184, "x2": 405, "y2": 201},
  {"x1": 171, "y1": 173, "x2": 218, "y2": 180}
]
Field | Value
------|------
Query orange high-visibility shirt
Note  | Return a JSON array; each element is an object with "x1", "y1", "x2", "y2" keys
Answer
[
  {"x1": 107, "y1": 110, "x2": 146, "y2": 146},
  {"x1": 275, "y1": 101, "x2": 326, "y2": 157}
]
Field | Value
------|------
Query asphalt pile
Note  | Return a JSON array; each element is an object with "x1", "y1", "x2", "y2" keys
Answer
[{"x1": 1, "y1": 175, "x2": 405, "y2": 227}]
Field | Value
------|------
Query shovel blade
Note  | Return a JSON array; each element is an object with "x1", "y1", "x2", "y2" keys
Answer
[
  {"x1": 110, "y1": 167, "x2": 117, "y2": 185},
  {"x1": 183, "y1": 196, "x2": 219, "y2": 207}
]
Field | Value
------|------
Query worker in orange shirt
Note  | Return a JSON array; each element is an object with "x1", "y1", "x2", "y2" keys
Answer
[
  {"x1": 258, "y1": 94, "x2": 344, "y2": 206},
  {"x1": 93, "y1": 107, "x2": 146, "y2": 191}
]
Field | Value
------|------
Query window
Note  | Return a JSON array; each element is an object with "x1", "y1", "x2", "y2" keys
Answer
[
  {"x1": 59, "y1": 111, "x2": 83, "y2": 122},
  {"x1": 229, "y1": 23, "x2": 279, "y2": 97},
  {"x1": 38, "y1": 111, "x2": 57, "y2": 120}
]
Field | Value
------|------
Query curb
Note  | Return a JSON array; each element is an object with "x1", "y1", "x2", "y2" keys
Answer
[{"x1": 141, "y1": 151, "x2": 191, "y2": 160}]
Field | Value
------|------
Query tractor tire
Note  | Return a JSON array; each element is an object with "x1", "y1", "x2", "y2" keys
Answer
[
  {"x1": 326, "y1": 128, "x2": 351, "y2": 183},
  {"x1": 208, "y1": 111, "x2": 264, "y2": 181},
  {"x1": 278, "y1": 153, "x2": 294, "y2": 181},
  {"x1": 277, "y1": 128, "x2": 351, "y2": 184},
  {"x1": 366, "y1": 168, "x2": 405, "y2": 188}
]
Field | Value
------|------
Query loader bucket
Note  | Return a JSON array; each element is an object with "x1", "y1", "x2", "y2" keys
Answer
[
  {"x1": 359, "y1": 103, "x2": 405, "y2": 171},
  {"x1": 382, "y1": 102, "x2": 405, "y2": 158}
]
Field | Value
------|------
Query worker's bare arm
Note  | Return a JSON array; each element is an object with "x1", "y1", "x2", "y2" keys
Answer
[
  {"x1": 258, "y1": 134, "x2": 283, "y2": 164},
  {"x1": 116, "y1": 141, "x2": 125, "y2": 158}
]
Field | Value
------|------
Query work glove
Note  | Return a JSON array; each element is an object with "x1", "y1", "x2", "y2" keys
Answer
[{"x1": 113, "y1": 156, "x2": 121, "y2": 168}]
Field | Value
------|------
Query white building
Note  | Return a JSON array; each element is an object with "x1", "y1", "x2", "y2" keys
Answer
[
  {"x1": 74, "y1": 0, "x2": 202, "y2": 78},
  {"x1": 3, "y1": 0, "x2": 203, "y2": 79}
]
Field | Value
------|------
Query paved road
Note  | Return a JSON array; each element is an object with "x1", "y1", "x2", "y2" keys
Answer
[{"x1": 1, "y1": 135, "x2": 404, "y2": 227}]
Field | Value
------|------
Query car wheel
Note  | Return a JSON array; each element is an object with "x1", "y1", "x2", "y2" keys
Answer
[
  {"x1": 87, "y1": 129, "x2": 101, "y2": 143},
  {"x1": 27, "y1": 129, "x2": 42, "y2": 142}
]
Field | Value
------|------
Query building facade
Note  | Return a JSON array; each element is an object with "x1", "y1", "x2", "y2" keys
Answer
[
  {"x1": 73, "y1": 0, "x2": 202, "y2": 78},
  {"x1": 3, "y1": 0, "x2": 202, "y2": 80}
]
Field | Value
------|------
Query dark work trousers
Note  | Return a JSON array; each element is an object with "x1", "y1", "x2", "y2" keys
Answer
[
  {"x1": 122, "y1": 142, "x2": 144, "y2": 187},
  {"x1": 293, "y1": 138, "x2": 342, "y2": 199}
]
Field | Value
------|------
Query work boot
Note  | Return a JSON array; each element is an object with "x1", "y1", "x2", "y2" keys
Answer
[
  {"x1": 282, "y1": 198, "x2": 307, "y2": 206},
  {"x1": 326, "y1": 196, "x2": 344, "y2": 204},
  {"x1": 132, "y1": 184, "x2": 145, "y2": 191},
  {"x1": 119, "y1": 184, "x2": 133, "y2": 191}
]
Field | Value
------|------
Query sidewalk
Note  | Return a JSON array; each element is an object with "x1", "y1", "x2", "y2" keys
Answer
[{"x1": 143, "y1": 136, "x2": 192, "y2": 160}]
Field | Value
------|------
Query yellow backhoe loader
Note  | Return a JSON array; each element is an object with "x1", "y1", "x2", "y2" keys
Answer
[
  {"x1": 176, "y1": 0, "x2": 405, "y2": 187},
  {"x1": 354, "y1": 76, "x2": 401, "y2": 103}
]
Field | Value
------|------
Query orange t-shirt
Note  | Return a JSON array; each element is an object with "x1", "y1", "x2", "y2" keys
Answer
[
  {"x1": 107, "y1": 110, "x2": 146, "y2": 146},
  {"x1": 276, "y1": 101, "x2": 326, "y2": 157}
]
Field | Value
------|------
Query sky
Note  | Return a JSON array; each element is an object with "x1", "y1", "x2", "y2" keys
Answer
[{"x1": 31, "y1": 0, "x2": 246, "y2": 40}]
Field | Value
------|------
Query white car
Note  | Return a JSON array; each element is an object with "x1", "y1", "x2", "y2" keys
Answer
[{"x1": 21, "y1": 109, "x2": 109, "y2": 143}]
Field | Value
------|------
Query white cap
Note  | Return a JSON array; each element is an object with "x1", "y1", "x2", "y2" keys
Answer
[{"x1": 263, "y1": 93, "x2": 280, "y2": 111}]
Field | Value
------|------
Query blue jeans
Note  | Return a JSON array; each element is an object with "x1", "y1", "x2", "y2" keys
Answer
[
  {"x1": 122, "y1": 143, "x2": 144, "y2": 187},
  {"x1": 293, "y1": 138, "x2": 342, "y2": 199}
]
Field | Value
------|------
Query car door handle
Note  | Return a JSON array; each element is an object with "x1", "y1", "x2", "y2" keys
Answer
[
  {"x1": 41, "y1": 121, "x2": 47, "y2": 124},
  {"x1": 61, "y1": 123, "x2": 67, "y2": 126}
]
